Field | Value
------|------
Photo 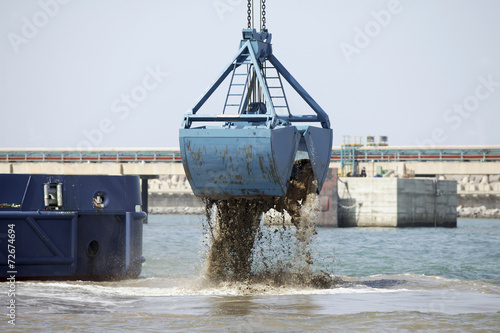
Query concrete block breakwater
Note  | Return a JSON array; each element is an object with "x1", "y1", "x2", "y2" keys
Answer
[
  {"x1": 458, "y1": 206, "x2": 500, "y2": 219},
  {"x1": 447, "y1": 175, "x2": 500, "y2": 217},
  {"x1": 147, "y1": 175, "x2": 203, "y2": 215}
]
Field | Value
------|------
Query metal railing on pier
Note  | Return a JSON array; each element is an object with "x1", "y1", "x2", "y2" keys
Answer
[
  {"x1": 0, "y1": 146, "x2": 499, "y2": 163},
  {"x1": 0, "y1": 149, "x2": 182, "y2": 163},
  {"x1": 331, "y1": 146, "x2": 500, "y2": 162}
]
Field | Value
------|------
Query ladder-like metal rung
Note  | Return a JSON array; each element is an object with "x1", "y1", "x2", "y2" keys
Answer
[
  {"x1": 228, "y1": 94, "x2": 243, "y2": 96},
  {"x1": 271, "y1": 96, "x2": 285, "y2": 98},
  {"x1": 231, "y1": 84, "x2": 246, "y2": 86},
  {"x1": 234, "y1": 73, "x2": 248, "y2": 76},
  {"x1": 225, "y1": 104, "x2": 240, "y2": 107},
  {"x1": 268, "y1": 86, "x2": 282, "y2": 89},
  {"x1": 274, "y1": 106, "x2": 288, "y2": 108},
  {"x1": 265, "y1": 76, "x2": 280, "y2": 79}
]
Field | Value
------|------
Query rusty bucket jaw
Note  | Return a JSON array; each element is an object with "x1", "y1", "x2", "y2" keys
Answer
[{"x1": 300, "y1": 126, "x2": 333, "y2": 194}]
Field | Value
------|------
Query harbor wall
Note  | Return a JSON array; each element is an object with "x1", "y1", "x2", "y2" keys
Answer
[
  {"x1": 9, "y1": 161, "x2": 486, "y2": 221},
  {"x1": 145, "y1": 172, "x2": 459, "y2": 227},
  {"x1": 145, "y1": 172, "x2": 499, "y2": 222},
  {"x1": 3, "y1": 158, "x2": 498, "y2": 218},
  {"x1": 147, "y1": 174, "x2": 204, "y2": 215},
  {"x1": 337, "y1": 178, "x2": 457, "y2": 227},
  {"x1": 149, "y1": 193, "x2": 203, "y2": 215}
]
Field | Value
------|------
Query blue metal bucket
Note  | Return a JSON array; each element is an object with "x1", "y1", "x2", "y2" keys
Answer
[
  {"x1": 180, "y1": 126, "x2": 332, "y2": 199},
  {"x1": 180, "y1": 126, "x2": 300, "y2": 199}
]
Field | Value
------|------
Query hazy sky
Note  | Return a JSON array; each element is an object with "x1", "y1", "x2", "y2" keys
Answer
[{"x1": 1, "y1": 0, "x2": 499, "y2": 149}]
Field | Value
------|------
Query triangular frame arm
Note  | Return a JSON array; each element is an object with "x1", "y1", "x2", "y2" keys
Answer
[
  {"x1": 187, "y1": 31, "x2": 331, "y2": 130},
  {"x1": 190, "y1": 42, "x2": 250, "y2": 114},
  {"x1": 268, "y1": 55, "x2": 331, "y2": 129}
]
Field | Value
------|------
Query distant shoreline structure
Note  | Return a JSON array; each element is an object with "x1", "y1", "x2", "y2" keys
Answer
[{"x1": 147, "y1": 174, "x2": 499, "y2": 220}]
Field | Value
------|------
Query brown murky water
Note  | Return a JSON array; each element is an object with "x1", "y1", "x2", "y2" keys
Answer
[{"x1": 202, "y1": 160, "x2": 337, "y2": 288}]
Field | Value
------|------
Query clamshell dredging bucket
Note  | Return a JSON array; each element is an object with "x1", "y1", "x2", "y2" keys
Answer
[
  {"x1": 179, "y1": 126, "x2": 332, "y2": 199},
  {"x1": 179, "y1": 29, "x2": 333, "y2": 199}
]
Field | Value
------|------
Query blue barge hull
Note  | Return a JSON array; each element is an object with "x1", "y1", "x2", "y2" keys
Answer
[{"x1": 0, "y1": 174, "x2": 146, "y2": 281}]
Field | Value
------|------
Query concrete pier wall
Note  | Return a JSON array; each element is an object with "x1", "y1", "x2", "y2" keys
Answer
[
  {"x1": 146, "y1": 175, "x2": 203, "y2": 214},
  {"x1": 318, "y1": 168, "x2": 338, "y2": 227},
  {"x1": 149, "y1": 193, "x2": 203, "y2": 215},
  {"x1": 146, "y1": 173, "x2": 458, "y2": 228},
  {"x1": 338, "y1": 178, "x2": 457, "y2": 227}
]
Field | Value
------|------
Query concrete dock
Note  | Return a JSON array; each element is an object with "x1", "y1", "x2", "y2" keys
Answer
[{"x1": 337, "y1": 178, "x2": 457, "y2": 227}]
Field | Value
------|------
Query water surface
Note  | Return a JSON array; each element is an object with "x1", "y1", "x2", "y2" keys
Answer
[{"x1": 4, "y1": 216, "x2": 500, "y2": 332}]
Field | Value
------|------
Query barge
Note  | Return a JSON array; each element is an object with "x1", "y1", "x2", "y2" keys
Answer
[{"x1": 0, "y1": 174, "x2": 146, "y2": 281}]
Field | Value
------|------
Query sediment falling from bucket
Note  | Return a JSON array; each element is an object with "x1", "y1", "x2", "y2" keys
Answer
[
  {"x1": 203, "y1": 197, "x2": 274, "y2": 282},
  {"x1": 202, "y1": 160, "x2": 337, "y2": 288}
]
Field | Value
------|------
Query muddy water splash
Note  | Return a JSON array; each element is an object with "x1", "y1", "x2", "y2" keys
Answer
[
  {"x1": 203, "y1": 161, "x2": 338, "y2": 288},
  {"x1": 203, "y1": 197, "x2": 274, "y2": 281}
]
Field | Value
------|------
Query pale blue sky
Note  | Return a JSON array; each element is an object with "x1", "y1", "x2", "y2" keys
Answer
[{"x1": 1, "y1": 0, "x2": 499, "y2": 149}]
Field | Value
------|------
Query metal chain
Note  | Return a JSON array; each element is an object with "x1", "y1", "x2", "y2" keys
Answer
[
  {"x1": 247, "y1": 0, "x2": 266, "y2": 30},
  {"x1": 247, "y1": 0, "x2": 252, "y2": 29},
  {"x1": 261, "y1": 0, "x2": 266, "y2": 30}
]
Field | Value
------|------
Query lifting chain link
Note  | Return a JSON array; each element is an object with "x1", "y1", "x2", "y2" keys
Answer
[
  {"x1": 261, "y1": 0, "x2": 266, "y2": 30},
  {"x1": 247, "y1": 0, "x2": 252, "y2": 29},
  {"x1": 248, "y1": 0, "x2": 266, "y2": 31}
]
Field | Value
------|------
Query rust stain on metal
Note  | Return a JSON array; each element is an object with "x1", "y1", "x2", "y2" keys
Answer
[
  {"x1": 239, "y1": 145, "x2": 254, "y2": 159},
  {"x1": 258, "y1": 156, "x2": 268, "y2": 179},
  {"x1": 190, "y1": 149, "x2": 202, "y2": 162},
  {"x1": 221, "y1": 145, "x2": 229, "y2": 165}
]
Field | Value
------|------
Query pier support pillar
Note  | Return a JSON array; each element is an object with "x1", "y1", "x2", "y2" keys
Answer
[
  {"x1": 140, "y1": 175, "x2": 159, "y2": 223},
  {"x1": 318, "y1": 168, "x2": 338, "y2": 227}
]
